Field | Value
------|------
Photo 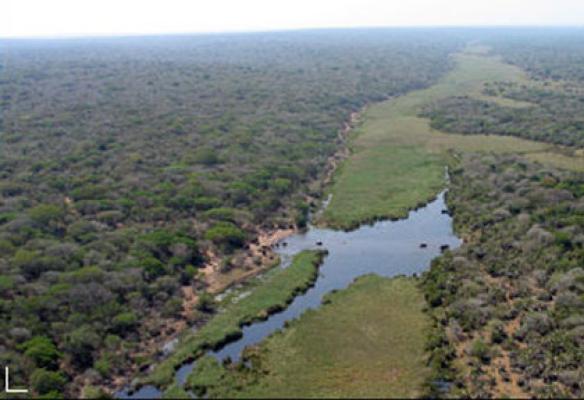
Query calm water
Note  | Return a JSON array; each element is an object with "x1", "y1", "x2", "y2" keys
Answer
[{"x1": 118, "y1": 191, "x2": 460, "y2": 398}]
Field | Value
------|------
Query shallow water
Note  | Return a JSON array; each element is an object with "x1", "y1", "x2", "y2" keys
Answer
[{"x1": 117, "y1": 191, "x2": 460, "y2": 398}]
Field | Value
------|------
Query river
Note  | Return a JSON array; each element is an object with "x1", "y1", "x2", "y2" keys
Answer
[{"x1": 118, "y1": 191, "x2": 461, "y2": 398}]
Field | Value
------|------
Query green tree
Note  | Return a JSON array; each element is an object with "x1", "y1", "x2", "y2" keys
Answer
[
  {"x1": 196, "y1": 292, "x2": 216, "y2": 313},
  {"x1": 141, "y1": 257, "x2": 167, "y2": 281},
  {"x1": 64, "y1": 326, "x2": 100, "y2": 368},
  {"x1": 30, "y1": 369, "x2": 66, "y2": 395},
  {"x1": 112, "y1": 312, "x2": 138, "y2": 335},
  {"x1": 28, "y1": 204, "x2": 65, "y2": 226},
  {"x1": 20, "y1": 336, "x2": 61, "y2": 369},
  {"x1": 204, "y1": 222, "x2": 246, "y2": 250}
]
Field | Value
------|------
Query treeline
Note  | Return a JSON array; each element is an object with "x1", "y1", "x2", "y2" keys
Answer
[
  {"x1": 421, "y1": 81, "x2": 584, "y2": 147},
  {"x1": 487, "y1": 29, "x2": 584, "y2": 82},
  {"x1": 0, "y1": 30, "x2": 461, "y2": 396},
  {"x1": 422, "y1": 154, "x2": 584, "y2": 398},
  {"x1": 420, "y1": 31, "x2": 584, "y2": 148}
]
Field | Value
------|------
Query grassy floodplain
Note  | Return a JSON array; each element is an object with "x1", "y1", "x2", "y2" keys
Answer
[
  {"x1": 321, "y1": 49, "x2": 584, "y2": 229},
  {"x1": 145, "y1": 250, "x2": 325, "y2": 387},
  {"x1": 184, "y1": 275, "x2": 430, "y2": 398},
  {"x1": 150, "y1": 47, "x2": 584, "y2": 397},
  {"x1": 223, "y1": 47, "x2": 584, "y2": 398}
]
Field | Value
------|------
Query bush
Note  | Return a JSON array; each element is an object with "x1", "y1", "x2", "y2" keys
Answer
[
  {"x1": 192, "y1": 148, "x2": 221, "y2": 165},
  {"x1": 20, "y1": 336, "x2": 61, "y2": 369},
  {"x1": 197, "y1": 292, "x2": 216, "y2": 313},
  {"x1": 94, "y1": 356, "x2": 111, "y2": 377},
  {"x1": 112, "y1": 312, "x2": 138, "y2": 334},
  {"x1": 555, "y1": 231, "x2": 573, "y2": 250},
  {"x1": 204, "y1": 222, "x2": 246, "y2": 250},
  {"x1": 490, "y1": 321, "x2": 507, "y2": 344},
  {"x1": 193, "y1": 196, "x2": 222, "y2": 211},
  {"x1": 30, "y1": 369, "x2": 67, "y2": 395},
  {"x1": 204, "y1": 208, "x2": 238, "y2": 222},
  {"x1": 141, "y1": 257, "x2": 168, "y2": 281},
  {"x1": 64, "y1": 326, "x2": 100, "y2": 368},
  {"x1": 470, "y1": 339, "x2": 491, "y2": 364},
  {"x1": 28, "y1": 204, "x2": 65, "y2": 226}
]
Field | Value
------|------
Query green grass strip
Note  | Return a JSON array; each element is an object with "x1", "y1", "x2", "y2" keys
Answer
[{"x1": 145, "y1": 250, "x2": 326, "y2": 388}]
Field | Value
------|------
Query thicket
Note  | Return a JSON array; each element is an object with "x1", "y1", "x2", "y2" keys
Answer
[
  {"x1": 422, "y1": 81, "x2": 584, "y2": 147},
  {"x1": 422, "y1": 154, "x2": 584, "y2": 398},
  {"x1": 488, "y1": 29, "x2": 584, "y2": 82}
]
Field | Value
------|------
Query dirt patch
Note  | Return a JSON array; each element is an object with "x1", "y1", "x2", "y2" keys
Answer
[{"x1": 200, "y1": 228, "x2": 297, "y2": 296}]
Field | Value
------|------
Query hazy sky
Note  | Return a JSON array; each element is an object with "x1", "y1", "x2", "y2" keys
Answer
[{"x1": 2, "y1": 0, "x2": 584, "y2": 38}]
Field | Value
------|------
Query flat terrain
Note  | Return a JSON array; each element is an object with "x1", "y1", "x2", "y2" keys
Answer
[
  {"x1": 188, "y1": 275, "x2": 430, "y2": 398},
  {"x1": 321, "y1": 49, "x2": 584, "y2": 229}
]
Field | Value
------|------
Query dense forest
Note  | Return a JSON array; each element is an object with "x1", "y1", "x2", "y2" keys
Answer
[
  {"x1": 421, "y1": 84, "x2": 584, "y2": 147},
  {"x1": 423, "y1": 153, "x2": 584, "y2": 398},
  {"x1": 0, "y1": 30, "x2": 461, "y2": 397},
  {"x1": 422, "y1": 30, "x2": 584, "y2": 148},
  {"x1": 488, "y1": 29, "x2": 584, "y2": 82}
]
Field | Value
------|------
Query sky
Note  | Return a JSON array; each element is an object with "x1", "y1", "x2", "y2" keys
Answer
[{"x1": 2, "y1": 0, "x2": 584, "y2": 38}]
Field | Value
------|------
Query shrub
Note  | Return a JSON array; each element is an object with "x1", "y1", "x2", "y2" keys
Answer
[
  {"x1": 192, "y1": 148, "x2": 221, "y2": 165},
  {"x1": 194, "y1": 196, "x2": 222, "y2": 211},
  {"x1": 204, "y1": 222, "x2": 246, "y2": 250},
  {"x1": 30, "y1": 369, "x2": 67, "y2": 395},
  {"x1": 28, "y1": 204, "x2": 65, "y2": 226},
  {"x1": 141, "y1": 257, "x2": 168, "y2": 281},
  {"x1": 20, "y1": 336, "x2": 61, "y2": 369},
  {"x1": 197, "y1": 292, "x2": 216, "y2": 313},
  {"x1": 112, "y1": 312, "x2": 138, "y2": 334},
  {"x1": 204, "y1": 208, "x2": 238, "y2": 222},
  {"x1": 64, "y1": 326, "x2": 100, "y2": 368},
  {"x1": 94, "y1": 356, "x2": 111, "y2": 377},
  {"x1": 490, "y1": 321, "x2": 507, "y2": 344},
  {"x1": 470, "y1": 339, "x2": 491, "y2": 364}
]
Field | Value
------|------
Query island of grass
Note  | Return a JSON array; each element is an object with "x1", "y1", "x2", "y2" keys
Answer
[
  {"x1": 145, "y1": 250, "x2": 326, "y2": 388},
  {"x1": 184, "y1": 275, "x2": 430, "y2": 398}
]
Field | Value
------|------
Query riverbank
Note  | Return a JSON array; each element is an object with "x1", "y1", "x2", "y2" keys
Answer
[
  {"x1": 143, "y1": 250, "x2": 326, "y2": 389},
  {"x1": 184, "y1": 275, "x2": 431, "y2": 398},
  {"x1": 122, "y1": 188, "x2": 459, "y2": 398},
  {"x1": 176, "y1": 190, "x2": 459, "y2": 398},
  {"x1": 198, "y1": 228, "x2": 297, "y2": 297}
]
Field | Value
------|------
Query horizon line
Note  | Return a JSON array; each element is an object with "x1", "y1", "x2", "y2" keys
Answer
[{"x1": 2, "y1": 24, "x2": 584, "y2": 40}]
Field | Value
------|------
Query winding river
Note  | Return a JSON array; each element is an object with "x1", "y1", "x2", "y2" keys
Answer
[{"x1": 118, "y1": 191, "x2": 461, "y2": 399}]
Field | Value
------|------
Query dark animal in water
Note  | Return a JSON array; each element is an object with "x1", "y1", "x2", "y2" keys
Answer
[
  {"x1": 419, "y1": 243, "x2": 427, "y2": 248},
  {"x1": 316, "y1": 241, "x2": 323, "y2": 246},
  {"x1": 440, "y1": 244, "x2": 450, "y2": 252}
]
